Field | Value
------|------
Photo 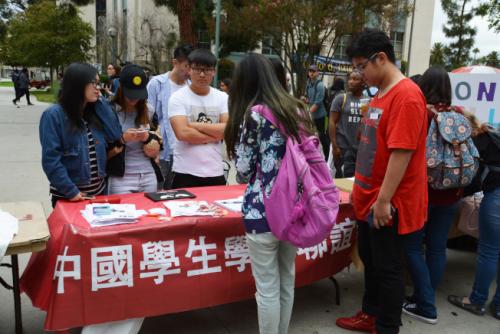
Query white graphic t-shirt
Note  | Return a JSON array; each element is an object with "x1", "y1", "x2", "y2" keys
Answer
[{"x1": 168, "y1": 86, "x2": 229, "y2": 177}]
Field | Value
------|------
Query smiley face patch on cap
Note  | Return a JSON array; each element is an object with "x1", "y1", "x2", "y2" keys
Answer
[
  {"x1": 119, "y1": 64, "x2": 149, "y2": 100},
  {"x1": 132, "y1": 76, "x2": 142, "y2": 86}
]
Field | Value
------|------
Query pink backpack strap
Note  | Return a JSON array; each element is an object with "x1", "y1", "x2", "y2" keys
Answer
[{"x1": 251, "y1": 104, "x2": 285, "y2": 133}]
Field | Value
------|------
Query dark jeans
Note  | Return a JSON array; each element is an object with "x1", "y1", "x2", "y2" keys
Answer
[
  {"x1": 403, "y1": 203, "x2": 458, "y2": 317},
  {"x1": 159, "y1": 156, "x2": 174, "y2": 190},
  {"x1": 171, "y1": 172, "x2": 226, "y2": 189},
  {"x1": 14, "y1": 88, "x2": 31, "y2": 104},
  {"x1": 358, "y1": 218, "x2": 406, "y2": 334},
  {"x1": 313, "y1": 117, "x2": 330, "y2": 160},
  {"x1": 470, "y1": 187, "x2": 500, "y2": 307},
  {"x1": 334, "y1": 148, "x2": 357, "y2": 178}
]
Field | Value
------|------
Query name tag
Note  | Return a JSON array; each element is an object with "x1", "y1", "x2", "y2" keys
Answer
[{"x1": 369, "y1": 113, "x2": 379, "y2": 120}]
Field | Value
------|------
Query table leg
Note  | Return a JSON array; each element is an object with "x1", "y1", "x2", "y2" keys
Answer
[
  {"x1": 11, "y1": 255, "x2": 23, "y2": 334},
  {"x1": 329, "y1": 276, "x2": 341, "y2": 305}
]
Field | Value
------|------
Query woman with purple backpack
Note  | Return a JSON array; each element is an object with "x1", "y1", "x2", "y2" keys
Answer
[{"x1": 224, "y1": 53, "x2": 315, "y2": 334}]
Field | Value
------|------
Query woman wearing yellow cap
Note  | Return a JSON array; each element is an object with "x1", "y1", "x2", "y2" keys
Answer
[{"x1": 106, "y1": 64, "x2": 163, "y2": 195}]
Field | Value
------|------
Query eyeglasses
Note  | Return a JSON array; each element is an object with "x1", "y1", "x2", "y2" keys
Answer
[
  {"x1": 88, "y1": 81, "x2": 102, "y2": 89},
  {"x1": 354, "y1": 52, "x2": 379, "y2": 72},
  {"x1": 191, "y1": 67, "x2": 216, "y2": 75}
]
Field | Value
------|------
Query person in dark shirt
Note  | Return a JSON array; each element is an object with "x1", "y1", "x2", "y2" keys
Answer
[
  {"x1": 401, "y1": 66, "x2": 467, "y2": 325},
  {"x1": 448, "y1": 112, "x2": 500, "y2": 321}
]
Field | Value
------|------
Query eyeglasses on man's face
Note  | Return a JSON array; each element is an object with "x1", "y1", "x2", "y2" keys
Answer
[
  {"x1": 354, "y1": 52, "x2": 380, "y2": 72},
  {"x1": 88, "y1": 81, "x2": 102, "y2": 89},
  {"x1": 190, "y1": 66, "x2": 216, "y2": 75}
]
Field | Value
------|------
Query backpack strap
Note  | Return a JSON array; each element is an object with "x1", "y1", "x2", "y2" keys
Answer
[
  {"x1": 341, "y1": 93, "x2": 347, "y2": 112},
  {"x1": 252, "y1": 104, "x2": 284, "y2": 132}
]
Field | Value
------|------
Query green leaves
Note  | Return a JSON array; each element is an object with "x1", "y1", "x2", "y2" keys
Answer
[{"x1": 1, "y1": 0, "x2": 94, "y2": 68}]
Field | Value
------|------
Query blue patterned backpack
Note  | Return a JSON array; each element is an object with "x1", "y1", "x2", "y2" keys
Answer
[{"x1": 426, "y1": 105, "x2": 479, "y2": 190}]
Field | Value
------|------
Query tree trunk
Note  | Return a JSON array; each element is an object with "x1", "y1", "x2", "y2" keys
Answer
[{"x1": 177, "y1": 0, "x2": 197, "y2": 45}]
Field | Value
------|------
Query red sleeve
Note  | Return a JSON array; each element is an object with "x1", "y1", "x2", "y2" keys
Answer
[{"x1": 386, "y1": 99, "x2": 426, "y2": 151}]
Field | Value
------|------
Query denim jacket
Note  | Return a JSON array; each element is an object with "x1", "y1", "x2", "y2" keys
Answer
[{"x1": 39, "y1": 99, "x2": 122, "y2": 198}]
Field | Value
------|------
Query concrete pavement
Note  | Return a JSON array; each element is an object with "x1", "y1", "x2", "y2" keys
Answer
[{"x1": 0, "y1": 86, "x2": 498, "y2": 333}]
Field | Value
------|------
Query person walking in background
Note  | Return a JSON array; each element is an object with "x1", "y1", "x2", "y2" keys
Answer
[
  {"x1": 401, "y1": 66, "x2": 468, "y2": 325},
  {"x1": 448, "y1": 113, "x2": 500, "y2": 321},
  {"x1": 329, "y1": 70, "x2": 368, "y2": 178},
  {"x1": 39, "y1": 63, "x2": 122, "y2": 208},
  {"x1": 224, "y1": 53, "x2": 314, "y2": 334},
  {"x1": 11, "y1": 68, "x2": 20, "y2": 106},
  {"x1": 305, "y1": 64, "x2": 330, "y2": 159},
  {"x1": 107, "y1": 64, "x2": 162, "y2": 195},
  {"x1": 168, "y1": 48, "x2": 228, "y2": 189},
  {"x1": 336, "y1": 29, "x2": 428, "y2": 334},
  {"x1": 104, "y1": 63, "x2": 121, "y2": 99},
  {"x1": 147, "y1": 44, "x2": 193, "y2": 189},
  {"x1": 13, "y1": 68, "x2": 33, "y2": 106}
]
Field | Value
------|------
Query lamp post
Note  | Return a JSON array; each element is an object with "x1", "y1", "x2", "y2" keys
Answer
[
  {"x1": 108, "y1": 26, "x2": 118, "y2": 65},
  {"x1": 213, "y1": 0, "x2": 221, "y2": 87}
]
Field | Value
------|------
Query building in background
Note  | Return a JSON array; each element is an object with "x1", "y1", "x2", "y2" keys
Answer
[
  {"x1": 78, "y1": 0, "x2": 178, "y2": 74},
  {"x1": 77, "y1": 0, "x2": 434, "y2": 78}
]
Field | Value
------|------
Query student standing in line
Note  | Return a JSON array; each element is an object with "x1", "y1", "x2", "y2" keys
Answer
[
  {"x1": 107, "y1": 64, "x2": 162, "y2": 195},
  {"x1": 168, "y1": 48, "x2": 228, "y2": 189},
  {"x1": 39, "y1": 63, "x2": 122, "y2": 208},
  {"x1": 336, "y1": 29, "x2": 428, "y2": 334},
  {"x1": 225, "y1": 53, "x2": 314, "y2": 334},
  {"x1": 147, "y1": 44, "x2": 193, "y2": 189},
  {"x1": 448, "y1": 113, "x2": 500, "y2": 321},
  {"x1": 329, "y1": 70, "x2": 369, "y2": 178}
]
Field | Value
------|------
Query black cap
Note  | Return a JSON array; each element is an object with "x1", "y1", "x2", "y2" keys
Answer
[{"x1": 119, "y1": 64, "x2": 148, "y2": 100}]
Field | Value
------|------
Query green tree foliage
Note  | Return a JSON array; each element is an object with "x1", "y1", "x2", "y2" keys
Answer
[
  {"x1": 478, "y1": 51, "x2": 500, "y2": 67},
  {"x1": 214, "y1": 0, "x2": 408, "y2": 96},
  {"x1": 0, "y1": 0, "x2": 92, "y2": 40},
  {"x1": 1, "y1": 0, "x2": 94, "y2": 73},
  {"x1": 430, "y1": 42, "x2": 449, "y2": 68},
  {"x1": 476, "y1": 0, "x2": 500, "y2": 33},
  {"x1": 441, "y1": 0, "x2": 478, "y2": 70}
]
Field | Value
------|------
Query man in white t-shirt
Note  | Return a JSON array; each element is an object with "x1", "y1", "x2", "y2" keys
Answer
[
  {"x1": 147, "y1": 44, "x2": 193, "y2": 189},
  {"x1": 168, "y1": 48, "x2": 229, "y2": 188}
]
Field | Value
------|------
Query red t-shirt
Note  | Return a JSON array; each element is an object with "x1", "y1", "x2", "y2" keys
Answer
[{"x1": 352, "y1": 78, "x2": 428, "y2": 234}]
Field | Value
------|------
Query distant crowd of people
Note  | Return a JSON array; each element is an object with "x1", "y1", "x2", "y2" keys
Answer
[{"x1": 37, "y1": 28, "x2": 499, "y2": 334}]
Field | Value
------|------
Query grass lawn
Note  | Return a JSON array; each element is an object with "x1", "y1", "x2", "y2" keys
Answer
[
  {"x1": 0, "y1": 81, "x2": 14, "y2": 87},
  {"x1": 31, "y1": 88, "x2": 57, "y2": 104}
]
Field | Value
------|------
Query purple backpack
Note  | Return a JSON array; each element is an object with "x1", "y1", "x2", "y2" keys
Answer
[{"x1": 254, "y1": 105, "x2": 340, "y2": 248}]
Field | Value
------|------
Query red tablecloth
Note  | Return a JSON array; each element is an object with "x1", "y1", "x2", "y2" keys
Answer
[{"x1": 20, "y1": 185, "x2": 355, "y2": 331}]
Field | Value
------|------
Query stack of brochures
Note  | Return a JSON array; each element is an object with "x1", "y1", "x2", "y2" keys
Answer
[
  {"x1": 81, "y1": 204, "x2": 142, "y2": 227},
  {"x1": 214, "y1": 196, "x2": 243, "y2": 212},
  {"x1": 163, "y1": 201, "x2": 221, "y2": 218}
]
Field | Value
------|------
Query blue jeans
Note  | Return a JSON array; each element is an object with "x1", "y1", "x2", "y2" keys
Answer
[
  {"x1": 403, "y1": 203, "x2": 458, "y2": 317},
  {"x1": 469, "y1": 187, "x2": 500, "y2": 307}
]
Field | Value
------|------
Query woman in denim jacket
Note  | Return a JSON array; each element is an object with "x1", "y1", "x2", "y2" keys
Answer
[{"x1": 39, "y1": 63, "x2": 122, "y2": 208}]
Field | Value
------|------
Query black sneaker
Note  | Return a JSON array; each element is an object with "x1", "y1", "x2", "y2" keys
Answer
[
  {"x1": 491, "y1": 303, "x2": 500, "y2": 320},
  {"x1": 448, "y1": 295, "x2": 485, "y2": 316},
  {"x1": 402, "y1": 304, "x2": 438, "y2": 325},
  {"x1": 12, "y1": 99, "x2": 17, "y2": 105},
  {"x1": 403, "y1": 295, "x2": 417, "y2": 308}
]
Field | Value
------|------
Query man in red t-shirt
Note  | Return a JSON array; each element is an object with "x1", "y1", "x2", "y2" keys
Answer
[{"x1": 336, "y1": 29, "x2": 428, "y2": 334}]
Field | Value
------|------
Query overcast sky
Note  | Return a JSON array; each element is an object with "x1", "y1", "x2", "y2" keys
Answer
[{"x1": 431, "y1": 0, "x2": 499, "y2": 56}]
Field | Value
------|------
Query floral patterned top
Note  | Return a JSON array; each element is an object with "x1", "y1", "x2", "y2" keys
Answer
[{"x1": 235, "y1": 106, "x2": 286, "y2": 233}]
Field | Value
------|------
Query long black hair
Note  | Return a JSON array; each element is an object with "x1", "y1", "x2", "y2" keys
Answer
[
  {"x1": 270, "y1": 58, "x2": 287, "y2": 90},
  {"x1": 59, "y1": 63, "x2": 101, "y2": 130},
  {"x1": 224, "y1": 53, "x2": 313, "y2": 159},
  {"x1": 419, "y1": 66, "x2": 452, "y2": 105}
]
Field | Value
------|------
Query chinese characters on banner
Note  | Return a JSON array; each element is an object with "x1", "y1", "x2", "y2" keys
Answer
[{"x1": 53, "y1": 218, "x2": 356, "y2": 294}]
